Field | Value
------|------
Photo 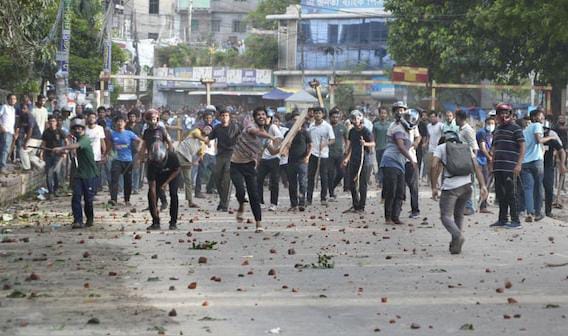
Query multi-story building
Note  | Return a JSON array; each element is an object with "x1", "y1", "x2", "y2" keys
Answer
[
  {"x1": 113, "y1": 0, "x2": 258, "y2": 47},
  {"x1": 267, "y1": 1, "x2": 397, "y2": 102}
]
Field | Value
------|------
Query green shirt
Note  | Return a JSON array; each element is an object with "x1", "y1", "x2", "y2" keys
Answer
[
  {"x1": 75, "y1": 135, "x2": 98, "y2": 179},
  {"x1": 329, "y1": 123, "x2": 347, "y2": 158},
  {"x1": 372, "y1": 120, "x2": 391, "y2": 150}
]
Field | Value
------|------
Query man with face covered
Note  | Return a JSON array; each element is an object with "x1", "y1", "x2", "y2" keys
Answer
[
  {"x1": 489, "y1": 103, "x2": 526, "y2": 229},
  {"x1": 230, "y1": 107, "x2": 281, "y2": 232},
  {"x1": 379, "y1": 102, "x2": 416, "y2": 225}
]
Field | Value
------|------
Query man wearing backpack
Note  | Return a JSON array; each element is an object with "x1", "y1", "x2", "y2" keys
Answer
[{"x1": 431, "y1": 130, "x2": 488, "y2": 254}]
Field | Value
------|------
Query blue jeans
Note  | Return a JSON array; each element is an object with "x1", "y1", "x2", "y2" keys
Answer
[
  {"x1": 72, "y1": 177, "x2": 96, "y2": 224},
  {"x1": 45, "y1": 155, "x2": 62, "y2": 194},
  {"x1": 287, "y1": 161, "x2": 307, "y2": 207},
  {"x1": 195, "y1": 154, "x2": 216, "y2": 194},
  {"x1": 521, "y1": 160, "x2": 544, "y2": 216},
  {"x1": 0, "y1": 132, "x2": 13, "y2": 169}
]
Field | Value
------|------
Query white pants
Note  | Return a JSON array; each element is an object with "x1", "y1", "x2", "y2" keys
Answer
[{"x1": 19, "y1": 138, "x2": 45, "y2": 170}]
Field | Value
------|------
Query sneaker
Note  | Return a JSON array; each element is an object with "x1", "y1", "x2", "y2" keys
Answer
[
  {"x1": 329, "y1": 195, "x2": 337, "y2": 202},
  {"x1": 449, "y1": 235, "x2": 465, "y2": 255},
  {"x1": 146, "y1": 224, "x2": 161, "y2": 231},
  {"x1": 525, "y1": 214, "x2": 533, "y2": 223},
  {"x1": 409, "y1": 212, "x2": 420, "y2": 219},
  {"x1": 393, "y1": 219, "x2": 405, "y2": 225},
  {"x1": 489, "y1": 220, "x2": 507, "y2": 228},
  {"x1": 169, "y1": 223, "x2": 178, "y2": 230},
  {"x1": 85, "y1": 218, "x2": 94, "y2": 227},
  {"x1": 194, "y1": 192, "x2": 206, "y2": 199},
  {"x1": 268, "y1": 205, "x2": 278, "y2": 212},
  {"x1": 160, "y1": 202, "x2": 169, "y2": 211},
  {"x1": 504, "y1": 222, "x2": 522, "y2": 230},
  {"x1": 107, "y1": 200, "x2": 117, "y2": 207},
  {"x1": 287, "y1": 206, "x2": 297, "y2": 212},
  {"x1": 71, "y1": 222, "x2": 84, "y2": 229},
  {"x1": 534, "y1": 214, "x2": 545, "y2": 222},
  {"x1": 342, "y1": 207, "x2": 356, "y2": 214}
]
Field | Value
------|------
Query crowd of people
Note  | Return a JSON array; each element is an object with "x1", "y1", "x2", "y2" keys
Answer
[{"x1": 0, "y1": 92, "x2": 567, "y2": 254}]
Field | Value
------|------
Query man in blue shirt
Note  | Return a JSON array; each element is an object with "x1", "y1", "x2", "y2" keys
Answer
[
  {"x1": 521, "y1": 108, "x2": 554, "y2": 222},
  {"x1": 108, "y1": 115, "x2": 141, "y2": 206}
]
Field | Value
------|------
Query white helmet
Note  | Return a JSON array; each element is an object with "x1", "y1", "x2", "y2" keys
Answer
[{"x1": 350, "y1": 110, "x2": 363, "y2": 122}]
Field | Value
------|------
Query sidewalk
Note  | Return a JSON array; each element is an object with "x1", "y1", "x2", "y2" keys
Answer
[{"x1": 1, "y1": 186, "x2": 568, "y2": 335}]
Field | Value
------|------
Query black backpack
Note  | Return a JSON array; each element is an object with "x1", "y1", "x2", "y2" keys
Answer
[{"x1": 445, "y1": 140, "x2": 474, "y2": 177}]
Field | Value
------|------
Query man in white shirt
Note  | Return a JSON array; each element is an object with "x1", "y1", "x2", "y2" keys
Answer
[
  {"x1": 0, "y1": 94, "x2": 17, "y2": 173},
  {"x1": 406, "y1": 124, "x2": 421, "y2": 218},
  {"x1": 307, "y1": 107, "x2": 335, "y2": 206},
  {"x1": 257, "y1": 112, "x2": 284, "y2": 211},
  {"x1": 31, "y1": 94, "x2": 48, "y2": 134},
  {"x1": 85, "y1": 111, "x2": 106, "y2": 192},
  {"x1": 431, "y1": 130, "x2": 488, "y2": 255},
  {"x1": 425, "y1": 111, "x2": 443, "y2": 186},
  {"x1": 455, "y1": 109, "x2": 480, "y2": 216}
]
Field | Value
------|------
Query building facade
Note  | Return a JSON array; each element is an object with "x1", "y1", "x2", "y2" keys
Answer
[
  {"x1": 113, "y1": 0, "x2": 258, "y2": 47},
  {"x1": 268, "y1": 1, "x2": 397, "y2": 101}
]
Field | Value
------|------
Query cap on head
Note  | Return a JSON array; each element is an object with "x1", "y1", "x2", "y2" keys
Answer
[
  {"x1": 70, "y1": 118, "x2": 86, "y2": 129},
  {"x1": 495, "y1": 103, "x2": 512, "y2": 112},
  {"x1": 392, "y1": 101, "x2": 408, "y2": 110}
]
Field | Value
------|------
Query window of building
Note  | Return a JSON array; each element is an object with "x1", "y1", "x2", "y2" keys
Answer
[
  {"x1": 211, "y1": 19, "x2": 221, "y2": 33},
  {"x1": 149, "y1": 0, "x2": 159, "y2": 15},
  {"x1": 148, "y1": 32, "x2": 159, "y2": 40},
  {"x1": 232, "y1": 20, "x2": 246, "y2": 33},
  {"x1": 191, "y1": 19, "x2": 199, "y2": 31},
  {"x1": 327, "y1": 24, "x2": 338, "y2": 44}
]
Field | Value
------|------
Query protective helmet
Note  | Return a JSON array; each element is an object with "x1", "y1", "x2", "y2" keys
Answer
[
  {"x1": 205, "y1": 105, "x2": 216, "y2": 112},
  {"x1": 443, "y1": 129, "x2": 460, "y2": 142},
  {"x1": 495, "y1": 103, "x2": 512, "y2": 112},
  {"x1": 144, "y1": 109, "x2": 159, "y2": 121},
  {"x1": 350, "y1": 110, "x2": 363, "y2": 122},
  {"x1": 70, "y1": 118, "x2": 86, "y2": 129},
  {"x1": 543, "y1": 120, "x2": 551, "y2": 130},
  {"x1": 392, "y1": 101, "x2": 408, "y2": 112},
  {"x1": 148, "y1": 141, "x2": 168, "y2": 165}
]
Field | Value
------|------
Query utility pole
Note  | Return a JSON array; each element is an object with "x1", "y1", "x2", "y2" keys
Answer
[
  {"x1": 102, "y1": 0, "x2": 114, "y2": 107},
  {"x1": 56, "y1": 0, "x2": 72, "y2": 111},
  {"x1": 188, "y1": 0, "x2": 193, "y2": 42},
  {"x1": 297, "y1": 5, "x2": 305, "y2": 88},
  {"x1": 132, "y1": 10, "x2": 141, "y2": 100}
]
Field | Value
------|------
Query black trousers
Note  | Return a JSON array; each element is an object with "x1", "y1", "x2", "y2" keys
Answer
[
  {"x1": 382, "y1": 167, "x2": 405, "y2": 221},
  {"x1": 148, "y1": 174, "x2": 180, "y2": 225},
  {"x1": 404, "y1": 162, "x2": 420, "y2": 213},
  {"x1": 214, "y1": 153, "x2": 232, "y2": 209},
  {"x1": 287, "y1": 161, "x2": 307, "y2": 207},
  {"x1": 110, "y1": 160, "x2": 133, "y2": 202},
  {"x1": 307, "y1": 154, "x2": 330, "y2": 202},
  {"x1": 349, "y1": 158, "x2": 368, "y2": 210},
  {"x1": 257, "y1": 157, "x2": 280, "y2": 206},
  {"x1": 494, "y1": 171, "x2": 520, "y2": 223},
  {"x1": 543, "y1": 166, "x2": 554, "y2": 216},
  {"x1": 230, "y1": 161, "x2": 261, "y2": 221},
  {"x1": 328, "y1": 155, "x2": 344, "y2": 197}
]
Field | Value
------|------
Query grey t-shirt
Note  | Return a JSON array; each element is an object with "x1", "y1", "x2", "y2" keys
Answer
[{"x1": 433, "y1": 143, "x2": 473, "y2": 190}]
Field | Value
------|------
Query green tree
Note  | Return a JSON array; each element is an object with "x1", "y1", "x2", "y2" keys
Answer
[
  {"x1": 247, "y1": 0, "x2": 300, "y2": 30},
  {"x1": 384, "y1": 0, "x2": 568, "y2": 112},
  {"x1": 335, "y1": 85, "x2": 355, "y2": 114},
  {"x1": 244, "y1": 35, "x2": 278, "y2": 68}
]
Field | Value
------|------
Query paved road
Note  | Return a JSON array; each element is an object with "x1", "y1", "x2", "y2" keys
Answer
[{"x1": 1, "y1": 187, "x2": 568, "y2": 335}]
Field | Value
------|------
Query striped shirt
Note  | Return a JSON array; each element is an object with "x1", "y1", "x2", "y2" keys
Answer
[{"x1": 493, "y1": 122, "x2": 525, "y2": 172}]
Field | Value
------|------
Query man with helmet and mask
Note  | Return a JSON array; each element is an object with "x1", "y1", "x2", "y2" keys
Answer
[
  {"x1": 379, "y1": 101, "x2": 416, "y2": 225},
  {"x1": 53, "y1": 117, "x2": 98, "y2": 228},
  {"x1": 139, "y1": 109, "x2": 179, "y2": 230},
  {"x1": 489, "y1": 103, "x2": 526, "y2": 229},
  {"x1": 230, "y1": 106, "x2": 281, "y2": 232},
  {"x1": 342, "y1": 110, "x2": 374, "y2": 213}
]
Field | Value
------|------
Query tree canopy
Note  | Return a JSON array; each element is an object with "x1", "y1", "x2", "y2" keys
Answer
[
  {"x1": 247, "y1": 0, "x2": 300, "y2": 30},
  {"x1": 385, "y1": 0, "x2": 568, "y2": 111}
]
